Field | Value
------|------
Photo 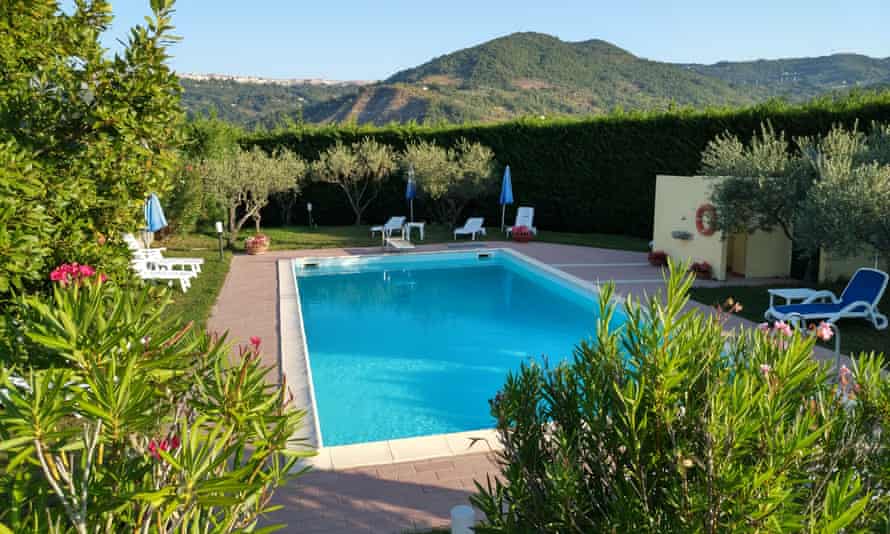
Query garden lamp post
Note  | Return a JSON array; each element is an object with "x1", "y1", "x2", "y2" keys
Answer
[
  {"x1": 214, "y1": 221, "x2": 224, "y2": 260},
  {"x1": 307, "y1": 202, "x2": 314, "y2": 228}
]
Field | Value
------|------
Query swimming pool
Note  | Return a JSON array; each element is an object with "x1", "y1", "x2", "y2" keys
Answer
[{"x1": 293, "y1": 249, "x2": 625, "y2": 446}]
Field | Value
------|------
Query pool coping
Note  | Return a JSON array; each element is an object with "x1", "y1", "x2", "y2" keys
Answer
[{"x1": 277, "y1": 247, "x2": 619, "y2": 470}]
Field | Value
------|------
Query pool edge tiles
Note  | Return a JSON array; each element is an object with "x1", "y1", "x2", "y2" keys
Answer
[
  {"x1": 280, "y1": 249, "x2": 619, "y2": 469},
  {"x1": 277, "y1": 259, "x2": 324, "y2": 450}
]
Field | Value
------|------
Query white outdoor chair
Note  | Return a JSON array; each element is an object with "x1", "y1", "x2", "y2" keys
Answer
[
  {"x1": 505, "y1": 206, "x2": 538, "y2": 236},
  {"x1": 370, "y1": 216, "x2": 407, "y2": 239},
  {"x1": 454, "y1": 218, "x2": 486, "y2": 241}
]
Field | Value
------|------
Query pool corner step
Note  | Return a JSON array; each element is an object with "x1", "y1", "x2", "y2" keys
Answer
[{"x1": 384, "y1": 237, "x2": 416, "y2": 251}]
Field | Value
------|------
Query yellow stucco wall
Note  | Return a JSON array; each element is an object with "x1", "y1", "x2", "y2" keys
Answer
[
  {"x1": 652, "y1": 175, "x2": 728, "y2": 280},
  {"x1": 653, "y1": 175, "x2": 793, "y2": 280},
  {"x1": 819, "y1": 249, "x2": 888, "y2": 283},
  {"x1": 745, "y1": 230, "x2": 794, "y2": 278}
]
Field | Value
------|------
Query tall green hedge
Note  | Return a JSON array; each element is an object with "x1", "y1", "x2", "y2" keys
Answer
[{"x1": 243, "y1": 90, "x2": 890, "y2": 238}]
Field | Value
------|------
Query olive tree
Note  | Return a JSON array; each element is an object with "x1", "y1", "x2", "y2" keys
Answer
[
  {"x1": 202, "y1": 147, "x2": 306, "y2": 245},
  {"x1": 795, "y1": 122, "x2": 890, "y2": 260},
  {"x1": 401, "y1": 138, "x2": 496, "y2": 226},
  {"x1": 312, "y1": 138, "x2": 396, "y2": 225},
  {"x1": 700, "y1": 121, "x2": 890, "y2": 277},
  {"x1": 700, "y1": 122, "x2": 810, "y2": 240}
]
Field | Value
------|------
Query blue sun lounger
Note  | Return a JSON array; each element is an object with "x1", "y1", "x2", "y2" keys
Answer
[{"x1": 765, "y1": 268, "x2": 889, "y2": 330}]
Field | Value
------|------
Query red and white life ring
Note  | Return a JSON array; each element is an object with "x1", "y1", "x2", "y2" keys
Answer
[{"x1": 695, "y1": 204, "x2": 717, "y2": 236}]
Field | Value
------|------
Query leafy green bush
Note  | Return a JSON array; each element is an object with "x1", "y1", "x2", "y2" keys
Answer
[
  {"x1": 0, "y1": 277, "x2": 311, "y2": 532},
  {"x1": 472, "y1": 265, "x2": 889, "y2": 532},
  {"x1": 0, "y1": 141, "x2": 53, "y2": 294},
  {"x1": 244, "y1": 90, "x2": 890, "y2": 236},
  {"x1": 0, "y1": 0, "x2": 185, "y2": 299}
]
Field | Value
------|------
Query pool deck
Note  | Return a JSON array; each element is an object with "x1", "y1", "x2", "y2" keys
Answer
[{"x1": 208, "y1": 241, "x2": 844, "y2": 533}]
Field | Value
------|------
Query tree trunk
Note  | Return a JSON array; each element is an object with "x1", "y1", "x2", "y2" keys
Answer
[
  {"x1": 227, "y1": 206, "x2": 237, "y2": 247},
  {"x1": 354, "y1": 210, "x2": 362, "y2": 226},
  {"x1": 804, "y1": 251, "x2": 820, "y2": 283},
  {"x1": 254, "y1": 214, "x2": 261, "y2": 232}
]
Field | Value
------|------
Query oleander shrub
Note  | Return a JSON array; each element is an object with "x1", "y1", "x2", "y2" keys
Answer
[
  {"x1": 0, "y1": 277, "x2": 311, "y2": 532},
  {"x1": 472, "y1": 263, "x2": 890, "y2": 532},
  {"x1": 244, "y1": 90, "x2": 890, "y2": 235}
]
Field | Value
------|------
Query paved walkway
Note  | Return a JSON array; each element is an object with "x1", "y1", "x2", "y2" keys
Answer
[
  {"x1": 264, "y1": 453, "x2": 498, "y2": 533},
  {"x1": 208, "y1": 241, "x2": 841, "y2": 533}
]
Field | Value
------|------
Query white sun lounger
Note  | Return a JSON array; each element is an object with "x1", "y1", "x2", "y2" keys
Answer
[
  {"x1": 131, "y1": 259, "x2": 194, "y2": 292},
  {"x1": 370, "y1": 216, "x2": 407, "y2": 239},
  {"x1": 505, "y1": 206, "x2": 538, "y2": 236},
  {"x1": 454, "y1": 217, "x2": 486, "y2": 240},
  {"x1": 123, "y1": 233, "x2": 203, "y2": 274}
]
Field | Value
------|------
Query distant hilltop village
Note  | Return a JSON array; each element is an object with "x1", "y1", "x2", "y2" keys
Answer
[{"x1": 178, "y1": 72, "x2": 374, "y2": 86}]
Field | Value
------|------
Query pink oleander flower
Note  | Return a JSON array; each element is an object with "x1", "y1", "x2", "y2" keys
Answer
[
  {"x1": 148, "y1": 435, "x2": 180, "y2": 461},
  {"x1": 759, "y1": 364, "x2": 771, "y2": 376},
  {"x1": 249, "y1": 336, "x2": 261, "y2": 350},
  {"x1": 773, "y1": 321, "x2": 793, "y2": 337},
  {"x1": 49, "y1": 262, "x2": 106, "y2": 286},
  {"x1": 757, "y1": 322, "x2": 770, "y2": 332},
  {"x1": 815, "y1": 322, "x2": 834, "y2": 342}
]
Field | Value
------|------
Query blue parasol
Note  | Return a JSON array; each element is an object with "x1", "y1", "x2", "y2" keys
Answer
[
  {"x1": 144, "y1": 193, "x2": 168, "y2": 232},
  {"x1": 499, "y1": 165, "x2": 513, "y2": 231},
  {"x1": 406, "y1": 165, "x2": 417, "y2": 222}
]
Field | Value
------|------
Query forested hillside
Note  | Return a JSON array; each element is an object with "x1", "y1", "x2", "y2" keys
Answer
[{"x1": 180, "y1": 33, "x2": 889, "y2": 127}]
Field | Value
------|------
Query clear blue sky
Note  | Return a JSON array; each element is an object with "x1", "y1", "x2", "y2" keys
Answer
[{"x1": 101, "y1": 0, "x2": 889, "y2": 80}]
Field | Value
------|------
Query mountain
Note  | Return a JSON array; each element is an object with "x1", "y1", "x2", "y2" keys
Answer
[
  {"x1": 682, "y1": 54, "x2": 890, "y2": 101},
  {"x1": 179, "y1": 78, "x2": 365, "y2": 128},
  {"x1": 304, "y1": 33, "x2": 759, "y2": 124},
  {"x1": 179, "y1": 33, "x2": 890, "y2": 127}
]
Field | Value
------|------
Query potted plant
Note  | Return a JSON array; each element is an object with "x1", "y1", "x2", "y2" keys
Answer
[
  {"x1": 648, "y1": 250, "x2": 668, "y2": 266},
  {"x1": 689, "y1": 260, "x2": 712, "y2": 280},
  {"x1": 512, "y1": 225, "x2": 533, "y2": 243},
  {"x1": 245, "y1": 233, "x2": 270, "y2": 255}
]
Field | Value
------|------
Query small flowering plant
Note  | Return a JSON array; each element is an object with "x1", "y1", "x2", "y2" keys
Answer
[
  {"x1": 647, "y1": 250, "x2": 668, "y2": 267},
  {"x1": 245, "y1": 233, "x2": 269, "y2": 247},
  {"x1": 688, "y1": 260, "x2": 712, "y2": 279},
  {"x1": 245, "y1": 233, "x2": 271, "y2": 255}
]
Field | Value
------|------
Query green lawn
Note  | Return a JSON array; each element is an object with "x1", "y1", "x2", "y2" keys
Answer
[
  {"x1": 162, "y1": 225, "x2": 650, "y2": 253},
  {"x1": 159, "y1": 225, "x2": 648, "y2": 329},
  {"x1": 161, "y1": 247, "x2": 232, "y2": 331},
  {"x1": 689, "y1": 284, "x2": 889, "y2": 357}
]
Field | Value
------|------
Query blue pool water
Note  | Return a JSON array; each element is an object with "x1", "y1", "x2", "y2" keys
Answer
[{"x1": 294, "y1": 251, "x2": 624, "y2": 446}]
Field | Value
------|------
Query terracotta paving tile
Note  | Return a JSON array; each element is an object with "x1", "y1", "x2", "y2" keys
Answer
[{"x1": 413, "y1": 459, "x2": 455, "y2": 473}]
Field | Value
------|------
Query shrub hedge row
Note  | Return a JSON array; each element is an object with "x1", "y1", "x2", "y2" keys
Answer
[{"x1": 243, "y1": 90, "x2": 890, "y2": 238}]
